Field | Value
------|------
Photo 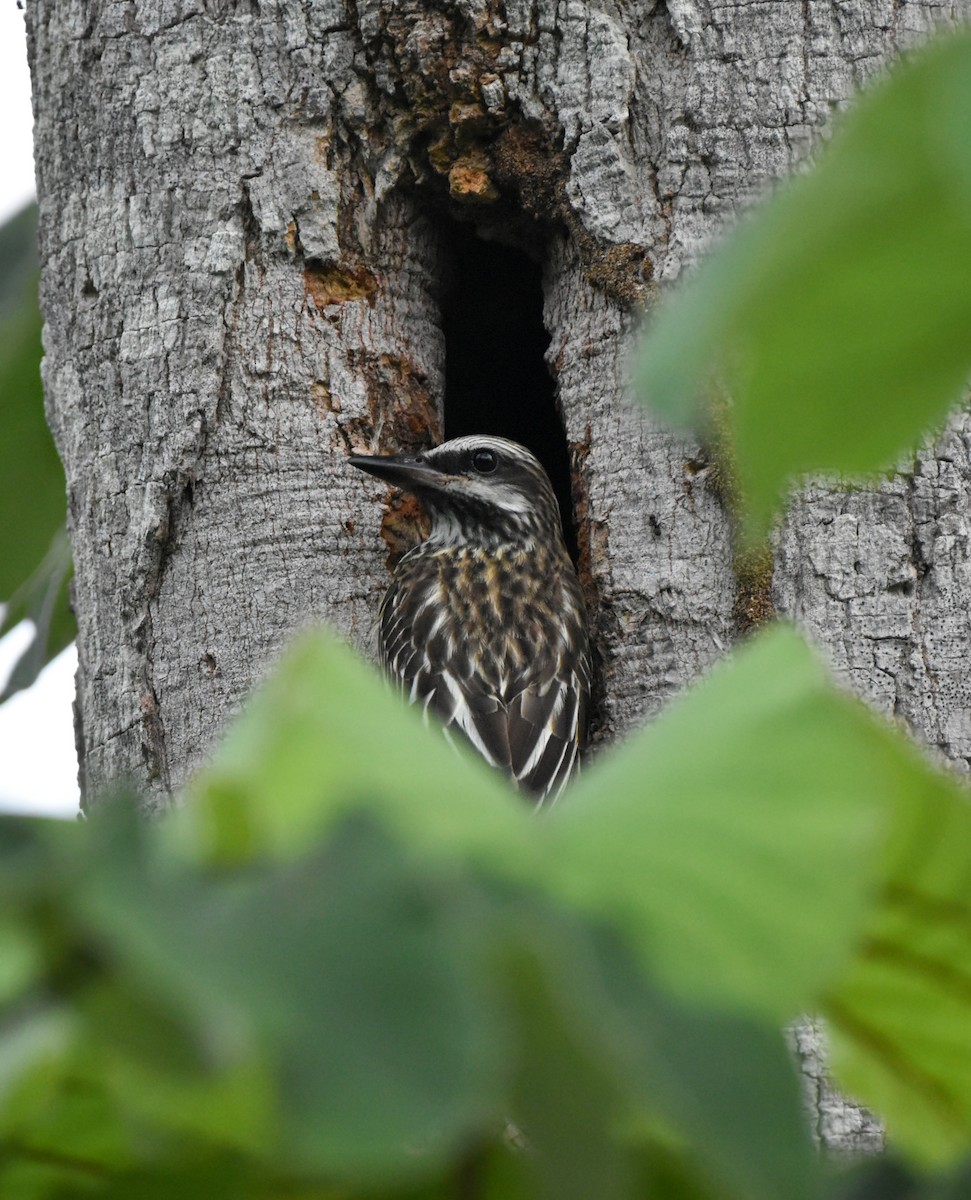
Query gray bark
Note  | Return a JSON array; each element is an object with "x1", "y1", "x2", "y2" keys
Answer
[
  {"x1": 775, "y1": 409, "x2": 971, "y2": 772},
  {"x1": 28, "y1": 0, "x2": 971, "y2": 1159}
]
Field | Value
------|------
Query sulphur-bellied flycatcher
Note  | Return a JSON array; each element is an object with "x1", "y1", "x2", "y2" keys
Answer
[{"x1": 350, "y1": 435, "x2": 590, "y2": 803}]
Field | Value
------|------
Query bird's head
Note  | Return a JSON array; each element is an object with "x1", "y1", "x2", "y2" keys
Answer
[{"x1": 349, "y1": 435, "x2": 566, "y2": 550}]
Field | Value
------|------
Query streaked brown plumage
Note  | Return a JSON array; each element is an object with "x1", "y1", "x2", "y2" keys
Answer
[{"x1": 349, "y1": 435, "x2": 590, "y2": 803}]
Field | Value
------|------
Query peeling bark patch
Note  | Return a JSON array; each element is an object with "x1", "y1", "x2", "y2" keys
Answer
[
  {"x1": 390, "y1": 402, "x2": 439, "y2": 451},
  {"x1": 349, "y1": 0, "x2": 650, "y2": 306},
  {"x1": 332, "y1": 350, "x2": 440, "y2": 466},
  {"x1": 139, "y1": 686, "x2": 168, "y2": 784},
  {"x1": 448, "y1": 160, "x2": 499, "y2": 203},
  {"x1": 304, "y1": 263, "x2": 377, "y2": 307},
  {"x1": 311, "y1": 380, "x2": 337, "y2": 415},
  {"x1": 333, "y1": 416, "x2": 374, "y2": 457},
  {"x1": 369, "y1": 353, "x2": 441, "y2": 452},
  {"x1": 359, "y1": 0, "x2": 515, "y2": 207},
  {"x1": 379, "y1": 492, "x2": 429, "y2": 570}
]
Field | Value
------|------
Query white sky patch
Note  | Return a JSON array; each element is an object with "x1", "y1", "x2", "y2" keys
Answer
[
  {"x1": 0, "y1": 627, "x2": 79, "y2": 818},
  {"x1": 0, "y1": 14, "x2": 75, "y2": 819},
  {"x1": 0, "y1": 7, "x2": 36, "y2": 225}
]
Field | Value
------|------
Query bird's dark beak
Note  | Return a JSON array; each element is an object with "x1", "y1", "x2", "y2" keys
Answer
[{"x1": 348, "y1": 452, "x2": 441, "y2": 490}]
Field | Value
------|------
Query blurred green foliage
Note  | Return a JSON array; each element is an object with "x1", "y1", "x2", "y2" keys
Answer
[
  {"x1": 0, "y1": 202, "x2": 73, "y2": 701},
  {"x1": 4, "y1": 626, "x2": 971, "y2": 1198},
  {"x1": 4, "y1": 26, "x2": 971, "y2": 1200}
]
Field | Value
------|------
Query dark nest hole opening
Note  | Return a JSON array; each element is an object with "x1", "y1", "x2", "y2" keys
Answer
[{"x1": 438, "y1": 217, "x2": 579, "y2": 564}]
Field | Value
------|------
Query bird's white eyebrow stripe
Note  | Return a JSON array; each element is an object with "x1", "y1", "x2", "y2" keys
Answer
[{"x1": 463, "y1": 479, "x2": 532, "y2": 514}]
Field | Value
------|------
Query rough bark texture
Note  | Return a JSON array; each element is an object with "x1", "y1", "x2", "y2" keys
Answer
[
  {"x1": 776, "y1": 408, "x2": 971, "y2": 773},
  {"x1": 28, "y1": 0, "x2": 971, "y2": 1159}
]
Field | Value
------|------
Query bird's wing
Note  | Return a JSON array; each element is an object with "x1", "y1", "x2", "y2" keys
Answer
[
  {"x1": 380, "y1": 573, "x2": 589, "y2": 803},
  {"x1": 506, "y1": 572, "x2": 592, "y2": 802},
  {"x1": 506, "y1": 670, "x2": 588, "y2": 803},
  {"x1": 381, "y1": 587, "x2": 513, "y2": 768}
]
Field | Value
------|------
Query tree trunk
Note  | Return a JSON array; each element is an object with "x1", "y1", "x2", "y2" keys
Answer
[{"x1": 28, "y1": 0, "x2": 971, "y2": 1157}]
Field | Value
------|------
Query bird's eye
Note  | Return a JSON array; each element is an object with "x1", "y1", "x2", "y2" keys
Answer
[{"x1": 471, "y1": 448, "x2": 499, "y2": 474}]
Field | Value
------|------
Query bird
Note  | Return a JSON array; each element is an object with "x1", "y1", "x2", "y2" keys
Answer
[{"x1": 349, "y1": 435, "x2": 591, "y2": 803}]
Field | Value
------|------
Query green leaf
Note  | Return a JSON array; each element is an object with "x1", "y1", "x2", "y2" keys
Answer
[
  {"x1": 500, "y1": 926, "x2": 638, "y2": 1200},
  {"x1": 636, "y1": 31, "x2": 971, "y2": 536},
  {"x1": 0, "y1": 205, "x2": 68, "y2": 618},
  {"x1": 828, "y1": 1155, "x2": 971, "y2": 1200},
  {"x1": 0, "y1": 1007, "x2": 76, "y2": 1125},
  {"x1": 545, "y1": 624, "x2": 902, "y2": 1020},
  {"x1": 178, "y1": 629, "x2": 533, "y2": 879},
  {"x1": 77, "y1": 807, "x2": 510, "y2": 1181},
  {"x1": 80, "y1": 974, "x2": 275, "y2": 1157},
  {"x1": 161, "y1": 615, "x2": 831, "y2": 1200},
  {"x1": 825, "y1": 760, "x2": 971, "y2": 1166},
  {"x1": 594, "y1": 939, "x2": 820, "y2": 1200},
  {"x1": 0, "y1": 526, "x2": 74, "y2": 703},
  {"x1": 504, "y1": 902, "x2": 822, "y2": 1200},
  {"x1": 0, "y1": 919, "x2": 42, "y2": 1005}
]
